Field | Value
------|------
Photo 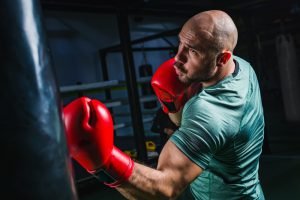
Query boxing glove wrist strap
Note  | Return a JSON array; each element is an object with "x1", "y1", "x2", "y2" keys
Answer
[{"x1": 93, "y1": 147, "x2": 134, "y2": 188}]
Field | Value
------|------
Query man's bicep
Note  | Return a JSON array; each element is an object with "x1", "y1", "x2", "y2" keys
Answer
[{"x1": 157, "y1": 140, "x2": 203, "y2": 193}]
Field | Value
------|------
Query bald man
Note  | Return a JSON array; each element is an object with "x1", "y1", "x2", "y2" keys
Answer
[{"x1": 118, "y1": 10, "x2": 265, "y2": 199}]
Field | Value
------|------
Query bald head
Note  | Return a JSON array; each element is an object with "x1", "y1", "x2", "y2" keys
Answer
[{"x1": 183, "y1": 10, "x2": 238, "y2": 52}]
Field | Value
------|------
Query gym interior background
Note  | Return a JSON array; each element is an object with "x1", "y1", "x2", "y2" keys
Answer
[{"x1": 1, "y1": 0, "x2": 300, "y2": 199}]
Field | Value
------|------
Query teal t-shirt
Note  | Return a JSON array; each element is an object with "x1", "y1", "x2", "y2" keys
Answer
[{"x1": 171, "y1": 56, "x2": 265, "y2": 200}]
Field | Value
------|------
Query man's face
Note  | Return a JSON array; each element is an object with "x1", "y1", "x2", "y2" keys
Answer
[{"x1": 174, "y1": 23, "x2": 217, "y2": 85}]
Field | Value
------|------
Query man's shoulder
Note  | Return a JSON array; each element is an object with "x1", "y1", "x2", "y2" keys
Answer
[{"x1": 183, "y1": 94, "x2": 222, "y2": 118}]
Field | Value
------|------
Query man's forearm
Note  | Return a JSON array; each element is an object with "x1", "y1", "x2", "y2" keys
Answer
[
  {"x1": 115, "y1": 140, "x2": 202, "y2": 200},
  {"x1": 168, "y1": 108, "x2": 183, "y2": 127},
  {"x1": 116, "y1": 163, "x2": 175, "y2": 200}
]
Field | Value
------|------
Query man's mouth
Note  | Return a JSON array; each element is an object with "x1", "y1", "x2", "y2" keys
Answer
[
  {"x1": 173, "y1": 62, "x2": 186, "y2": 75},
  {"x1": 174, "y1": 66, "x2": 183, "y2": 76}
]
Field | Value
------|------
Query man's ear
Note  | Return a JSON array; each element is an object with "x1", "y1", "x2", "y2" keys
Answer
[{"x1": 216, "y1": 51, "x2": 232, "y2": 67}]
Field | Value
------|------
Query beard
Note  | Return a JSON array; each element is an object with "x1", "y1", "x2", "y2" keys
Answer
[{"x1": 175, "y1": 58, "x2": 216, "y2": 85}]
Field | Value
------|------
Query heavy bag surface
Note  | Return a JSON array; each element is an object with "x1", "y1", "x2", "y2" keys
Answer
[{"x1": 0, "y1": 0, "x2": 78, "y2": 199}]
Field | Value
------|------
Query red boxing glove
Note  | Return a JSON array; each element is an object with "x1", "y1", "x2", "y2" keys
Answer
[
  {"x1": 151, "y1": 58, "x2": 187, "y2": 113},
  {"x1": 151, "y1": 58, "x2": 202, "y2": 113},
  {"x1": 151, "y1": 58, "x2": 201, "y2": 113},
  {"x1": 63, "y1": 97, "x2": 134, "y2": 187}
]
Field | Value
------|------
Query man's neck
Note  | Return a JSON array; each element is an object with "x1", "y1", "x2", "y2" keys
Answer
[{"x1": 202, "y1": 58, "x2": 235, "y2": 88}]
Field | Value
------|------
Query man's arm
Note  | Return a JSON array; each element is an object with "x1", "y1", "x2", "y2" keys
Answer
[
  {"x1": 117, "y1": 139, "x2": 203, "y2": 200},
  {"x1": 168, "y1": 108, "x2": 183, "y2": 127},
  {"x1": 63, "y1": 97, "x2": 202, "y2": 198},
  {"x1": 164, "y1": 110, "x2": 182, "y2": 136}
]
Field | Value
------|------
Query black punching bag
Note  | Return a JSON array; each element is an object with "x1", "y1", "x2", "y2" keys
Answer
[{"x1": 0, "y1": 0, "x2": 78, "y2": 199}]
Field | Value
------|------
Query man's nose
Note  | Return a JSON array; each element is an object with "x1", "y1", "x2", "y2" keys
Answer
[{"x1": 174, "y1": 45, "x2": 187, "y2": 64}]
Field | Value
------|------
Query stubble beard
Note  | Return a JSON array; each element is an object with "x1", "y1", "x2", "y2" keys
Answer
[{"x1": 177, "y1": 62, "x2": 216, "y2": 85}]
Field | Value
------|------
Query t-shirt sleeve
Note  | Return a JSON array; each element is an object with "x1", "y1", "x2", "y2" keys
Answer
[{"x1": 170, "y1": 98, "x2": 227, "y2": 169}]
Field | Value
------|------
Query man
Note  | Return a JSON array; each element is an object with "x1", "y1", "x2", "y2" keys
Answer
[{"x1": 64, "y1": 10, "x2": 265, "y2": 199}]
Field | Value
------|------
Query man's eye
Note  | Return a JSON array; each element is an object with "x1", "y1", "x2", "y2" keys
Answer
[{"x1": 189, "y1": 48, "x2": 197, "y2": 54}]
